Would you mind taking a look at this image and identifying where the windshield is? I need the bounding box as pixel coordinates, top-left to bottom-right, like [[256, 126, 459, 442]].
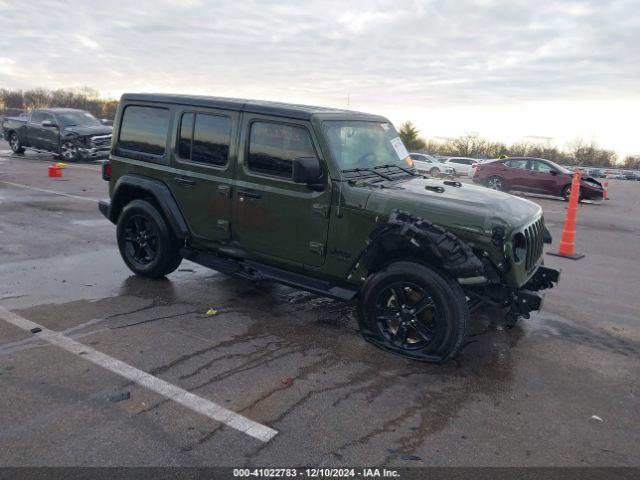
[[322, 121, 413, 171], [548, 160, 571, 174], [57, 111, 101, 127]]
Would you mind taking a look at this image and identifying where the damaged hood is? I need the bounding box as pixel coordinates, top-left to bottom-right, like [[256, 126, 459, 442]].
[[362, 176, 542, 239], [63, 125, 113, 137]]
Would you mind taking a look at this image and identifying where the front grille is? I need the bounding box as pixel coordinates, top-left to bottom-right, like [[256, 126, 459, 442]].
[[91, 134, 112, 148], [523, 217, 545, 273]]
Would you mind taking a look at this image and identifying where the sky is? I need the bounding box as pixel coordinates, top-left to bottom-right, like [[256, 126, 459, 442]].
[[1, 0, 639, 156]]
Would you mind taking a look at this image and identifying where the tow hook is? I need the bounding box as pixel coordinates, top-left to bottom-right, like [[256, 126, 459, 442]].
[[506, 289, 544, 327]]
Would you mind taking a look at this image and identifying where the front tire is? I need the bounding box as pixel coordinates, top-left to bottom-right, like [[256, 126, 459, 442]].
[[357, 261, 469, 363], [60, 141, 80, 162], [9, 132, 25, 154], [117, 199, 182, 278], [561, 184, 581, 202], [429, 167, 441, 177]]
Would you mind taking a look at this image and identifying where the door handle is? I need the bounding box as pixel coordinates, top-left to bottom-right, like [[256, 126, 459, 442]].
[[174, 176, 196, 187], [217, 184, 232, 197], [237, 188, 262, 200]]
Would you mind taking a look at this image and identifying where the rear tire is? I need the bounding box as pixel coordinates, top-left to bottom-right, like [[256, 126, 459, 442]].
[[357, 261, 469, 363], [9, 132, 25, 154], [429, 167, 441, 177], [116, 199, 182, 278], [487, 175, 505, 191]]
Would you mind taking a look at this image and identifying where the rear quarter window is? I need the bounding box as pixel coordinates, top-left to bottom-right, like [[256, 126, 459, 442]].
[[117, 105, 170, 158]]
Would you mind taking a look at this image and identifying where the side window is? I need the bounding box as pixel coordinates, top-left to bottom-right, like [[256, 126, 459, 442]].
[[177, 112, 231, 166], [531, 161, 553, 173], [43, 113, 55, 124], [30, 111, 45, 124], [506, 159, 527, 169], [178, 113, 194, 159], [117, 105, 170, 156], [247, 121, 316, 179]]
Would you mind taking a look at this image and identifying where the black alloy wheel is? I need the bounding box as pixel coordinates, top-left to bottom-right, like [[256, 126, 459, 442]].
[[374, 282, 441, 351]]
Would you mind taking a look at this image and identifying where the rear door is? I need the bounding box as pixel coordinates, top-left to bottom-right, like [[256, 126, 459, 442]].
[[27, 111, 46, 148], [232, 115, 331, 267], [448, 158, 471, 175], [503, 158, 531, 191], [168, 107, 238, 246]]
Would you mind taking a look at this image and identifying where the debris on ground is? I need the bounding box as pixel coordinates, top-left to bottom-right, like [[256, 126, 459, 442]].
[[205, 308, 218, 316], [30, 327, 42, 334], [281, 377, 293, 386], [590, 415, 604, 422], [400, 454, 422, 461], [179, 268, 195, 273], [109, 391, 131, 403]]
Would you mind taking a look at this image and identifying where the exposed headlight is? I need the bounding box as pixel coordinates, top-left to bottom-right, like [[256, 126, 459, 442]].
[[512, 232, 526, 263]]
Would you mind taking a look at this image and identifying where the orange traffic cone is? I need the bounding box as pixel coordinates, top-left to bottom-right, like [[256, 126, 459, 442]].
[[548, 169, 585, 260], [603, 170, 610, 200]]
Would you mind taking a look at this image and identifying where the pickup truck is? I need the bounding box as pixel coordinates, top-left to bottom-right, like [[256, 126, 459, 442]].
[[3, 108, 112, 161], [98, 93, 560, 363]]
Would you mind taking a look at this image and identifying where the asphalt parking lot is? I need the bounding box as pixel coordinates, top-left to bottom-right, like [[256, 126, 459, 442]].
[[1, 144, 639, 467]]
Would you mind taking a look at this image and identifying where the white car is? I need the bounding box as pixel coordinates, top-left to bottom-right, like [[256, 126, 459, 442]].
[[443, 157, 481, 176], [409, 153, 455, 177]]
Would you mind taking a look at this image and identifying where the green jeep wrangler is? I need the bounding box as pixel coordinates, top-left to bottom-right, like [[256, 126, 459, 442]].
[[99, 94, 560, 362]]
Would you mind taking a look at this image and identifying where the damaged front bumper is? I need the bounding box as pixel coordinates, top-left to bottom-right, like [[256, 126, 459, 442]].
[[466, 265, 561, 322], [77, 134, 112, 160], [78, 146, 110, 160]]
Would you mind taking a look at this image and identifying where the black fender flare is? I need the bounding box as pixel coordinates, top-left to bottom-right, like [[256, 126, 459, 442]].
[[108, 174, 190, 240], [359, 210, 486, 279]]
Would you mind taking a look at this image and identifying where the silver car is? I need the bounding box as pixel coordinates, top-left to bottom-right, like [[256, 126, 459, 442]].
[[410, 153, 455, 177]]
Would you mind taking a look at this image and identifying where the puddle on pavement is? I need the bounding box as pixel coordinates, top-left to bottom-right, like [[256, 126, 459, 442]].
[[5, 272, 556, 458]]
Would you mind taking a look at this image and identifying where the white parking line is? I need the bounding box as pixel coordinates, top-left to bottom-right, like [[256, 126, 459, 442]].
[[0, 180, 101, 203], [0, 307, 278, 443]]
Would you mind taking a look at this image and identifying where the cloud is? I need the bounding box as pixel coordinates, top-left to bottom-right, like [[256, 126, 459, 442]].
[[0, 0, 638, 152]]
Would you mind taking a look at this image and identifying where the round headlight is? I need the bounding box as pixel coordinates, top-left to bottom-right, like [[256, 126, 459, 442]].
[[512, 232, 526, 262]]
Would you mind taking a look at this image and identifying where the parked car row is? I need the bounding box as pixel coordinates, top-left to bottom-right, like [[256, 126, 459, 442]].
[[471, 157, 605, 201], [409, 153, 455, 177], [2, 108, 113, 161], [560, 165, 640, 180]]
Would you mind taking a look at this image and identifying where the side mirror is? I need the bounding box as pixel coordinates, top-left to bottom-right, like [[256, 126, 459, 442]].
[[100, 118, 112, 125], [42, 120, 57, 128], [292, 156, 323, 189], [550, 169, 559, 175]]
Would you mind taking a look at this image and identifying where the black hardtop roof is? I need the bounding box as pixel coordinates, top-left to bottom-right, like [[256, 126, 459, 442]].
[[120, 93, 387, 121]]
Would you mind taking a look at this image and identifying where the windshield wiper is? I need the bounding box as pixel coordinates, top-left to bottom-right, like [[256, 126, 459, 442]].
[[373, 164, 417, 176], [340, 167, 392, 181]]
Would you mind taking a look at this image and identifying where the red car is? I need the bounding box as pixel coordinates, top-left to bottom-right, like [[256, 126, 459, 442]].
[[471, 157, 604, 201]]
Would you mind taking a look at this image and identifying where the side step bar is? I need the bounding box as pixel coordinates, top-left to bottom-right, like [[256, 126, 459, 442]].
[[179, 247, 359, 301]]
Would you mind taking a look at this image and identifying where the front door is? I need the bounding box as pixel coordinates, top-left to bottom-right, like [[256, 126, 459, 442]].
[[168, 107, 238, 246], [527, 160, 557, 194], [232, 115, 331, 267], [40, 113, 60, 152]]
